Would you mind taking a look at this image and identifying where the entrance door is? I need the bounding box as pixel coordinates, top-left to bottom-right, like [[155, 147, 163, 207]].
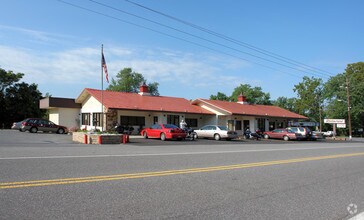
[[243, 120, 250, 131], [228, 120, 234, 130], [235, 120, 242, 131]]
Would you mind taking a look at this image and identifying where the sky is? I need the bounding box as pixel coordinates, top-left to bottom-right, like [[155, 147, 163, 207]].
[[0, 0, 363, 100]]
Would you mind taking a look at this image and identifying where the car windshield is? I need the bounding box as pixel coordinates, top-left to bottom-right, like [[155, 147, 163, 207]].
[[164, 124, 178, 129], [217, 126, 228, 130]]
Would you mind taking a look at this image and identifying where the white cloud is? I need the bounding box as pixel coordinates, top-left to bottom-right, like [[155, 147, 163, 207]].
[[0, 25, 79, 45], [0, 44, 256, 98]]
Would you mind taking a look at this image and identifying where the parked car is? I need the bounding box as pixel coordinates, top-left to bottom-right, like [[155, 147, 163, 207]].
[[263, 128, 302, 141], [323, 131, 335, 137], [310, 131, 324, 140], [286, 127, 312, 140], [140, 124, 186, 141], [194, 125, 238, 141], [19, 118, 68, 134], [11, 120, 25, 130]]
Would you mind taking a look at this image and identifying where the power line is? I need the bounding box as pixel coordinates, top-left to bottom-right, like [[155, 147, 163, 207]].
[[56, 0, 308, 79], [88, 0, 329, 79], [124, 0, 334, 78]]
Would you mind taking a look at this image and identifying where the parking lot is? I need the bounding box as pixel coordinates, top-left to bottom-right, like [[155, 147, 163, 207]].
[[0, 129, 344, 147]]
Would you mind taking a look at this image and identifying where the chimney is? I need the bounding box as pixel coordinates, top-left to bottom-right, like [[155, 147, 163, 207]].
[[138, 82, 151, 96], [237, 93, 249, 104]]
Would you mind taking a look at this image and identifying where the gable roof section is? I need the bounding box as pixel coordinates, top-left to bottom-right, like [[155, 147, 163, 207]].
[[76, 88, 213, 114], [192, 99, 307, 119]]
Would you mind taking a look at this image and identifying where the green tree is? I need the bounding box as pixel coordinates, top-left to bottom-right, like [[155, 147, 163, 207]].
[[210, 92, 230, 101], [107, 68, 159, 96], [323, 62, 364, 135], [293, 76, 323, 122], [230, 84, 271, 105], [0, 68, 45, 128], [0, 68, 23, 92], [273, 96, 297, 112]]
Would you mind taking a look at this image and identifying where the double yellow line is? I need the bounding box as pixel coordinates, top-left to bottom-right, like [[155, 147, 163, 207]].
[[2, 152, 364, 189]]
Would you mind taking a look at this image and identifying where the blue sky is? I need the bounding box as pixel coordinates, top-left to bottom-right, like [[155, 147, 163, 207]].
[[1, 0, 363, 100]]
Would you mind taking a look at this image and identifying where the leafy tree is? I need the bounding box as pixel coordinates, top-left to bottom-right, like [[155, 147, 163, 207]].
[[210, 92, 230, 101], [273, 96, 297, 112], [107, 68, 159, 96], [293, 76, 323, 122], [0, 68, 45, 128], [0, 68, 23, 92], [323, 62, 364, 135], [230, 84, 271, 105]]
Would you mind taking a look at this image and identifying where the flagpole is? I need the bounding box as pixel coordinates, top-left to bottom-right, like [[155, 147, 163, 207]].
[[101, 44, 104, 132]]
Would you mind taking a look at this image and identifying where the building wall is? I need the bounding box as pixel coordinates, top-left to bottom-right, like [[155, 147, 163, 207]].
[[58, 108, 80, 129], [82, 96, 103, 113], [48, 108, 80, 130], [49, 110, 59, 124], [115, 110, 209, 134], [80, 96, 105, 131], [77, 94, 299, 134]]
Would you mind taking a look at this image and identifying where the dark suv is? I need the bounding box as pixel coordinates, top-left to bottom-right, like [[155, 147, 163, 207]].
[[20, 118, 68, 134]]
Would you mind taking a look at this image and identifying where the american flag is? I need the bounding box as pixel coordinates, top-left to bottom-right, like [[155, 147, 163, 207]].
[[102, 52, 109, 83]]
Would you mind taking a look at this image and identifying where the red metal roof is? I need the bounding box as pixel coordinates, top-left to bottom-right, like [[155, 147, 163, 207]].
[[194, 99, 308, 119], [80, 88, 213, 114]]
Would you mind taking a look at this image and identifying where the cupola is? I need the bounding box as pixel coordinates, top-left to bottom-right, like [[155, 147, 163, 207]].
[[237, 93, 249, 104], [138, 82, 151, 96]]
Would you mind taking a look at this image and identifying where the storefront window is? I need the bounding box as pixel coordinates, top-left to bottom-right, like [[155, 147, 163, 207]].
[[167, 115, 179, 126], [120, 116, 145, 126], [185, 118, 198, 127], [81, 113, 90, 125], [93, 113, 102, 127]]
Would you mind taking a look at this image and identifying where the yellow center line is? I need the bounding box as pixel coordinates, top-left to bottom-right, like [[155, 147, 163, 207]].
[[1, 152, 364, 189]]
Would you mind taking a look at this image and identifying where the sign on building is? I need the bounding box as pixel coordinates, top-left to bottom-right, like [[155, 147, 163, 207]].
[[324, 119, 345, 124]]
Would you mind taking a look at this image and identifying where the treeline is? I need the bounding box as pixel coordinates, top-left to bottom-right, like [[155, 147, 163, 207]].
[[210, 62, 364, 135], [1, 62, 363, 135], [0, 68, 45, 128]]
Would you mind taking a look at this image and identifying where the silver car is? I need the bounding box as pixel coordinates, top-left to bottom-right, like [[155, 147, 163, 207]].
[[194, 125, 238, 141]]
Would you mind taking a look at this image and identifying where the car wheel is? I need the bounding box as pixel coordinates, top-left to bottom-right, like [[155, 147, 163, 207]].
[[19, 128, 25, 132], [214, 134, 221, 141], [57, 128, 65, 134], [283, 136, 290, 141], [143, 132, 148, 139], [264, 134, 269, 139], [160, 133, 166, 141], [30, 127, 38, 133], [193, 133, 198, 139]]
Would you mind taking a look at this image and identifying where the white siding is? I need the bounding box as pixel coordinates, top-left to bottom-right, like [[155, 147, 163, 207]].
[[81, 96, 102, 113], [49, 110, 59, 124]]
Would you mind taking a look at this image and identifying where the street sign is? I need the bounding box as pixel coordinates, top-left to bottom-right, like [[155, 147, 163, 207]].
[[324, 119, 345, 124], [337, 123, 346, 128]]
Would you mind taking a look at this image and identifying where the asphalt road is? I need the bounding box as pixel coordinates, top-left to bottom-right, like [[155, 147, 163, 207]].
[[1, 130, 364, 220]]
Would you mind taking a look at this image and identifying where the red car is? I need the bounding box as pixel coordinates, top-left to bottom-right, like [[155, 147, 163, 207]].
[[263, 128, 301, 141], [140, 124, 186, 141]]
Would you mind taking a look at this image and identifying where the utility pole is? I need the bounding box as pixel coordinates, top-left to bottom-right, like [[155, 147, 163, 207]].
[[346, 75, 352, 140], [319, 107, 322, 132]]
